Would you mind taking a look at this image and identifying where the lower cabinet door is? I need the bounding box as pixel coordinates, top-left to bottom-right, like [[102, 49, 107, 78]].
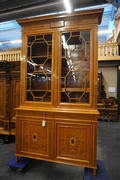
[[55, 121, 95, 166], [16, 118, 51, 159]]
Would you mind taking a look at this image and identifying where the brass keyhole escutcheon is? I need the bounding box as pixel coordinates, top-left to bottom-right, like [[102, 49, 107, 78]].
[[32, 133, 37, 141], [70, 137, 76, 146]]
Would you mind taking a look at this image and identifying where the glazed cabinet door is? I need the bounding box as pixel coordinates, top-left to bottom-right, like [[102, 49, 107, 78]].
[[58, 28, 94, 108], [15, 117, 52, 159], [24, 32, 54, 105]]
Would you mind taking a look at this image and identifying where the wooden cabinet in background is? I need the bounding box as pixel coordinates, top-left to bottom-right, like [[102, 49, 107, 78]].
[[0, 61, 20, 136], [98, 72, 106, 103], [15, 9, 103, 177], [98, 97, 118, 121]]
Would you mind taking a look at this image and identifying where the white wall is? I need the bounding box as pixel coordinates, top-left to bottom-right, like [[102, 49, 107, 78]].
[[98, 66, 117, 98]]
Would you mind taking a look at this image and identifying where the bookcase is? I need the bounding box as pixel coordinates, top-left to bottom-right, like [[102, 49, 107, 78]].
[[15, 9, 103, 177]]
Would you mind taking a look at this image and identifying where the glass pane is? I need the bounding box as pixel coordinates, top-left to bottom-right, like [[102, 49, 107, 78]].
[[32, 41, 47, 56], [27, 34, 52, 102], [27, 59, 34, 74], [27, 91, 34, 101], [28, 46, 30, 57], [43, 92, 51, 102], [36, 35, 43, 39], [61, 31, 90, 103], [81, 31, 90, 41], [61, 92, 69, 102], [31, 74, 47, 90], [44, 58, 51, 72], [28, 36, 35, 44], [44, 34, 52, 41], [32, 57, 47, 64]]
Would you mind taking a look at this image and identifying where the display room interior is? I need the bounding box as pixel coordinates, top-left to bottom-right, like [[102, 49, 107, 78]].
[[0, 0, 120, 180]]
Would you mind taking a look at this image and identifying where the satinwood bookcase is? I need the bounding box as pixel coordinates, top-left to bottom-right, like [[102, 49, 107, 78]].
[[15, 9, 103, 177]]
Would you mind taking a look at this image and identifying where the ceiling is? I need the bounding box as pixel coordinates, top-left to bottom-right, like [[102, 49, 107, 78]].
[[0, 0, 120, 51]]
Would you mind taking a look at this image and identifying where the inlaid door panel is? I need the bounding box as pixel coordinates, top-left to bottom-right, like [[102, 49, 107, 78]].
[[55, 121, 92, 164], [20, 119, 51, 159]]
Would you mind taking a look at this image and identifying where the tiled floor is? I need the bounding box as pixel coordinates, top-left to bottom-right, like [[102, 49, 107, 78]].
[[0, 121, 120, 180]]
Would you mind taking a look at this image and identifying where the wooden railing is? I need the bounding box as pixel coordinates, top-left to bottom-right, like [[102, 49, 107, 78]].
[[0, 44, 120, 62], [98, 43, 120, 61], [0, 50, 21, 61]]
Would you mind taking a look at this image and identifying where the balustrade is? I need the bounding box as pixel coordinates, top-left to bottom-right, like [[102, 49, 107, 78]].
[[0, 44, 120, 62], [0, 50, 21, 61], [98, 43, 120, 60]]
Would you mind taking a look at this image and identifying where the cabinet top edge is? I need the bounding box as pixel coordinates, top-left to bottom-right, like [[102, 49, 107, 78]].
[[16, 8, 104, 26]]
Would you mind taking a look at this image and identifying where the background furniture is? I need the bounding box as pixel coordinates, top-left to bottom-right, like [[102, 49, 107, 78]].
[[98, 97, 118, 121], [15, 9, 103, 177], [0, 61, 20, 139], [98, 72, 106, 103]]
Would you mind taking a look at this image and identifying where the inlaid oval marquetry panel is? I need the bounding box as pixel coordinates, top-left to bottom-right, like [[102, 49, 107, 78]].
[[56, 122, 92, 161], [21, 120, 51, 158]]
